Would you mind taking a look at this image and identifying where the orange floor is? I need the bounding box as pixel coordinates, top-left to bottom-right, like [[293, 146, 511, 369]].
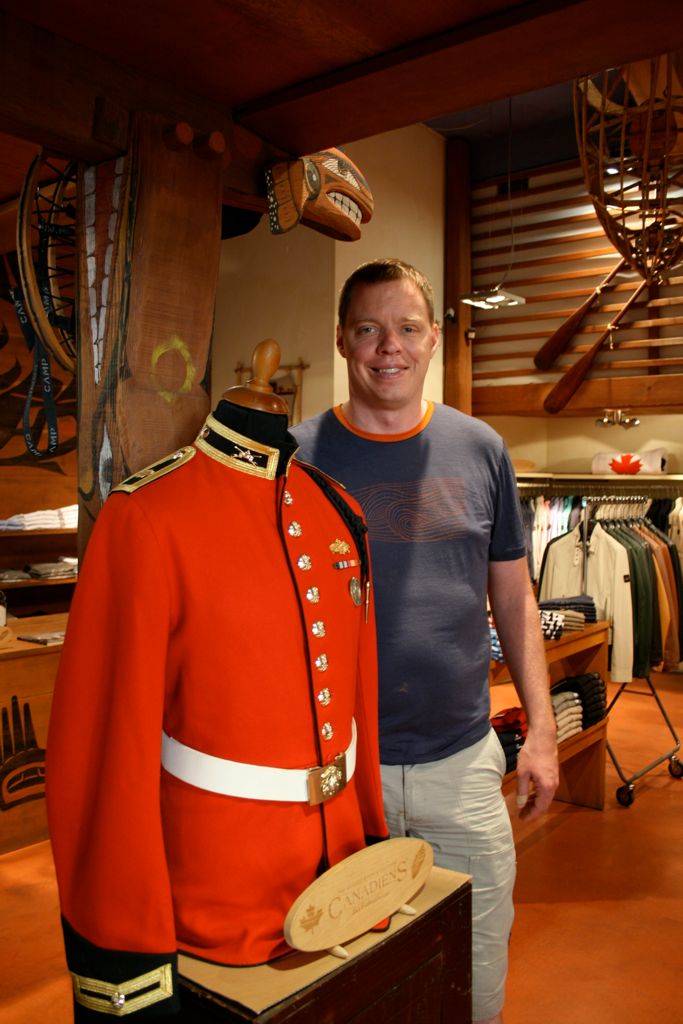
[[1, 673, 681, 1023], [500, 671, 683, 1024]]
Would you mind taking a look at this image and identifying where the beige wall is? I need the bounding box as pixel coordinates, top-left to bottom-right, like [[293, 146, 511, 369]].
[[333, 126, 446, 408], [212, 215, 335, 416], [212, 123, 446, 421], [482, 413, 683, 474]]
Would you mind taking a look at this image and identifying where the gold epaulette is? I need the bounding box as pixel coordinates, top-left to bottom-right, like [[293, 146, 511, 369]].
[[112, 446, 196, 494]]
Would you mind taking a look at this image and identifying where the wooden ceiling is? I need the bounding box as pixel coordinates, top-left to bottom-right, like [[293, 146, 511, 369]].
[[1, 0, 682, 204]]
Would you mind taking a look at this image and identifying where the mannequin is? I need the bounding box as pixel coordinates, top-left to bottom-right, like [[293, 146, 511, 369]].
[[46, 340, 387, 1020], [210, 338, 298, 475]]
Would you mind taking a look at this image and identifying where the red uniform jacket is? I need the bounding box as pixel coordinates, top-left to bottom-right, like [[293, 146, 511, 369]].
[[46, 411, 387, 1018]]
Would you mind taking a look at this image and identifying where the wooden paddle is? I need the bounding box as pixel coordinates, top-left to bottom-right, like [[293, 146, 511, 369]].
[[543, 278, 648, 414], [534, 258, 628, 370]]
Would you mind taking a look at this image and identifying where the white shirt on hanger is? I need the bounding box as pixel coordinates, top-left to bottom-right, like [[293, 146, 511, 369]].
[[539, 521, 634, 682]]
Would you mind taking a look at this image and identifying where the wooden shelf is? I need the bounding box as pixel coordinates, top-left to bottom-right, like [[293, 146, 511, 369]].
[[501, 719, 607, 810], [1, 575, 77, 590], [1, 612, 68, 658], [491, 621, 609, 810], [0, 528, 77, 536], [0, 528, 78, 616]]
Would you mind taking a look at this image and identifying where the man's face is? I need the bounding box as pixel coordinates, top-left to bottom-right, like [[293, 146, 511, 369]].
[[336, 279, 440, 417]]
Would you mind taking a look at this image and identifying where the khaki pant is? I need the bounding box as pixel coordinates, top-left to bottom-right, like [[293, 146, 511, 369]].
[[381, 729, 515, 1021]]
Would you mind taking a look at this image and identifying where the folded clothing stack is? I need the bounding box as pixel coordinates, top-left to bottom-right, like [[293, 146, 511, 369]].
[[550, 672, 608, 731], [0, 504, 78, 530], [539, 594, 597, 624], [491, 706, 527, 774], [489, 622, 504, 662], [25, 560, 77, 579], [539, 608, 564, 640], [551, 691, 584, 742], [555, 609, 586, 632]]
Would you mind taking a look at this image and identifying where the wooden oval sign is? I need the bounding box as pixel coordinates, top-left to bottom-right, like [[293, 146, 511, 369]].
[[284, 837, 433, 953]]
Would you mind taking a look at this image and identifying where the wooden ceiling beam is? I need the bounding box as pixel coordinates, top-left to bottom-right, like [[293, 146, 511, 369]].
[[236, 0, 683, 153], [0, 13, 281, 195], [2, 3, 683, 201]]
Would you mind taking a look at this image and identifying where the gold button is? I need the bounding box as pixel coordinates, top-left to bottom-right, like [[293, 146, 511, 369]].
[[297, 555, 312, 571], [284, 490, 293, 505], [321, 722, 334, 741], [312, 620, 326, 638], [306, 587, 320, 603], [288, 521, 302, 537], [317, 688, 331, 706], [315, 654, 329, 672]]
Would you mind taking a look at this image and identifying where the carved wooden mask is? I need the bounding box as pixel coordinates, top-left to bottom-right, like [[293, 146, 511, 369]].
[[265, 147, 373, 241]]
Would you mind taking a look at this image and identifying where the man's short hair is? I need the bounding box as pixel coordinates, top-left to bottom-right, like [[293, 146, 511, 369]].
[[338, 258, 435, 326]]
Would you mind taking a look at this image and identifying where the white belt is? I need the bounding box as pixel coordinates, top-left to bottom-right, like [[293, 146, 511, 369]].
[[161, 720, 356, 806]]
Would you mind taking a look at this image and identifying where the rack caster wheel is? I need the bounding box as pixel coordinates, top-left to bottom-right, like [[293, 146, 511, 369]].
[[616, 785, 635, 806], [668, 758, 683, 779]]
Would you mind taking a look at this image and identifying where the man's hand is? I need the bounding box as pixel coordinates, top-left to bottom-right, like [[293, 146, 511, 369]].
[[514, 728, 559, 821]]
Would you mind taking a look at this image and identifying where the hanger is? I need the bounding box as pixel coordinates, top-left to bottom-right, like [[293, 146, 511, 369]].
[[222, 338, 289, 416]]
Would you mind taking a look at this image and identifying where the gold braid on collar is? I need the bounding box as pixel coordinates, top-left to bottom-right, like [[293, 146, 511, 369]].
[[195, 414, 281, 479]]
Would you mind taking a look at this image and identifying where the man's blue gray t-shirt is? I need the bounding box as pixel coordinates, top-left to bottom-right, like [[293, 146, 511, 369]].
[[291, 403, 526, 765]]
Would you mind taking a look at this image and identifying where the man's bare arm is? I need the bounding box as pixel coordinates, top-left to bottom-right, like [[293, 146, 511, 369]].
[[488, 557, 559, 820]]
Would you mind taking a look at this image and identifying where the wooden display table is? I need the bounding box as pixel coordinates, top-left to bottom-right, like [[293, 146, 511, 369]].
[[179, 866, 472, 1023], [0, 612, 67, 853], [490, 621, 609, 810]]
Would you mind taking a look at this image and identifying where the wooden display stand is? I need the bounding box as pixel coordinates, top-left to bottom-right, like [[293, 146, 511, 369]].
[[0, 612, 67, 853], [490, 621, 609, 810], [178, 866, 472, 1023]]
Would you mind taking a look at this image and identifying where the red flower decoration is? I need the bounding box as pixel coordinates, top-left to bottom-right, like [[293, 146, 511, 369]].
[[609, 453, 643, 475]]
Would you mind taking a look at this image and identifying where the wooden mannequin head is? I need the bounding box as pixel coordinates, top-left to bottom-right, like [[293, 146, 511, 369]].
[[222, 338, 289, 416]]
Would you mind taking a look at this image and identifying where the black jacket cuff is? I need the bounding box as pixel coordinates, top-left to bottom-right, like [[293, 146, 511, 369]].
[[62, 918, 180, 1020]]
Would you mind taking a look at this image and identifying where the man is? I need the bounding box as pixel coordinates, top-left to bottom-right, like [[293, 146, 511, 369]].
[[292, 258, 558, 1024]]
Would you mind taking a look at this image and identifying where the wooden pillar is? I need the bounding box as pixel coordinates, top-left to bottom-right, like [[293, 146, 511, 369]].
[[76, 113, 223, 554], [443, 137, 472, 414]]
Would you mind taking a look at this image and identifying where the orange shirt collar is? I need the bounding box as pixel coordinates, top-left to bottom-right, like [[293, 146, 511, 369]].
[[333, 402, 434, 442]]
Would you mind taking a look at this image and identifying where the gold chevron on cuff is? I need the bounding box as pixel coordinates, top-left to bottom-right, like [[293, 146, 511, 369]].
[[71, 962, 173, 1016]]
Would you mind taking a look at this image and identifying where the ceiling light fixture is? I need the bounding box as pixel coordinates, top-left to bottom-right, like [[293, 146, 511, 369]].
[[595, 408, 641, 429], [461, 287, 526, 310], [460, 98, 525, 313]]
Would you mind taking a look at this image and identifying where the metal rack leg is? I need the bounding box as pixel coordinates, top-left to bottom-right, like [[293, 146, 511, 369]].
[[605, 675, 681, 806]]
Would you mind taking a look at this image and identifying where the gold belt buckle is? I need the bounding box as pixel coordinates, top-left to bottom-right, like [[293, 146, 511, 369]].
[[307, 751, 347, 806]]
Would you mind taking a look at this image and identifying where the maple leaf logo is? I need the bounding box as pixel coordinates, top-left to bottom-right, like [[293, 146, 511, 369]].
[[300, 905, 323, 931], [609, 453, 643, 475]]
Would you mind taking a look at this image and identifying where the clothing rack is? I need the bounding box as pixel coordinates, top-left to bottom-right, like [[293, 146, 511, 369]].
[[578, 494, 681, 805], [515, 471, 683, 499], [521, 477, 683, 801], [580, 494, 651, 594]]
